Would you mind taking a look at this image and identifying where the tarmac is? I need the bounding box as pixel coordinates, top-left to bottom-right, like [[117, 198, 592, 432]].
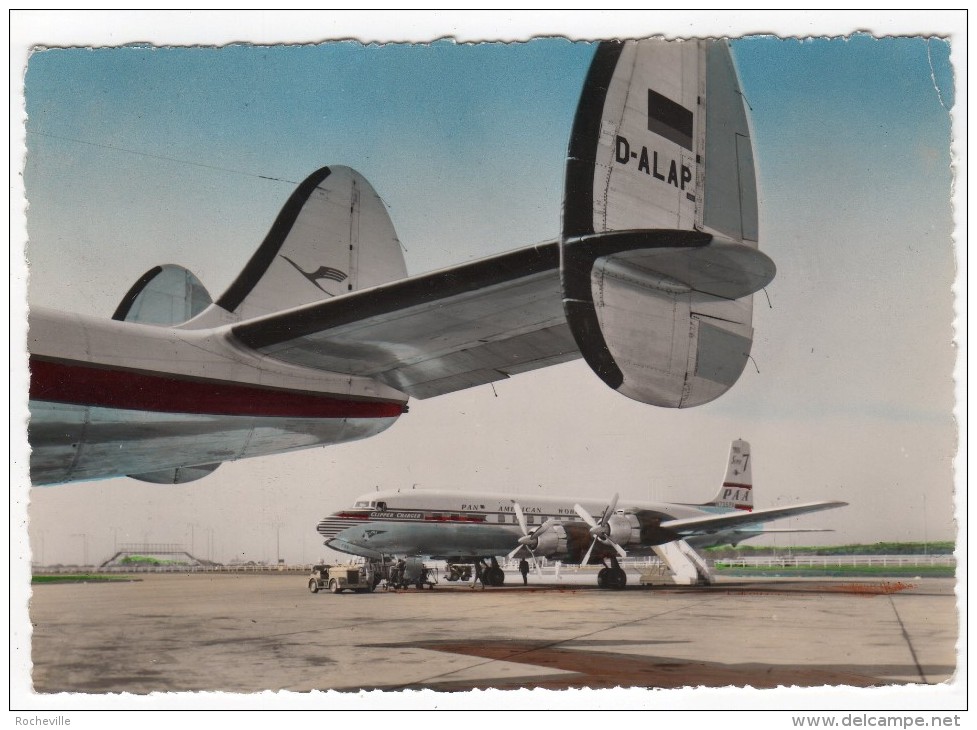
[[26, 570, 959, 699]]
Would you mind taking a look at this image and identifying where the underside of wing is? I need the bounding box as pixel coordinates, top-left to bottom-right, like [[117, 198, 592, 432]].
[[659, 501, 848, 536], [232, 242, 580, 399]]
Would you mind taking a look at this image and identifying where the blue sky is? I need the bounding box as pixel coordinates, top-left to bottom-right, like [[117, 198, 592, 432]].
[[20, 31, 958, 568]]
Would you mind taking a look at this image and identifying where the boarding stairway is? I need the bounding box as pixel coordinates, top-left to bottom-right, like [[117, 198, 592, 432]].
[[650, 539, 715, 585]]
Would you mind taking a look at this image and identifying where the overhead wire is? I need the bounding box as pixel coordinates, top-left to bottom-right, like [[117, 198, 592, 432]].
[[26, 130, 299, 186]]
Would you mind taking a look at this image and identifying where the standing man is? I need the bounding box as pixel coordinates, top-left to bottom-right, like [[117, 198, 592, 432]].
[[519, 558, 530, 586]]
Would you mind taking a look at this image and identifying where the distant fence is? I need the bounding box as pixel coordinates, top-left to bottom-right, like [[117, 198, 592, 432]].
[[33, 564, 314, 575], [713, 555, 955, 569]]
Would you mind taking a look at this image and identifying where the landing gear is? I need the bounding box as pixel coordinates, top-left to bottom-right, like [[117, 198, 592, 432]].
[[605, 567, 627, 589], [445, 563, 472, 582], [485, 568, 504, 586], [486, 557, 505, 587], [598, 557, 627, 590], [472, 557, 504, 587]]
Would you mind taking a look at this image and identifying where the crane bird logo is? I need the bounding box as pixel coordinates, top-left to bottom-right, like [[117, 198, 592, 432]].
[[280, 255, 348, 294]]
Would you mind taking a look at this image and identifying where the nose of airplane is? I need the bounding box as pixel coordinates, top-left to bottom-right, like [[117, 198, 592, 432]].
[[316, 508, 370, 541], [316, 513, 346, 540]]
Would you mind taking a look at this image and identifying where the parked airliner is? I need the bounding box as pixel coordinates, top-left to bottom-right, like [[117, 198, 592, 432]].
[[317, 441, 846, 588], [28, 40, 774, 485]]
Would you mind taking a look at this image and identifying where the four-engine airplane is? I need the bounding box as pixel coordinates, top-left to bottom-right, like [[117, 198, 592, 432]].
[[28, 39, 775, 485], [317, 440, 847, 588]]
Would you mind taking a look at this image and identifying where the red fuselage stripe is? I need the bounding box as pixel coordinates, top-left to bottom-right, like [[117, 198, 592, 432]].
[[330, 511, 486, 523], [29, 357, 405, 419]]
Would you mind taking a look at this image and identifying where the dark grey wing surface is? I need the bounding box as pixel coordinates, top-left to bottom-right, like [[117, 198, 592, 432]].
[[232, 241, 580, 399]]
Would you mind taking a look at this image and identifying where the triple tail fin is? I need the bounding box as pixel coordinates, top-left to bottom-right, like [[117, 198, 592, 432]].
[[188, 165, 407, 327], [702, 439, 753, 511]]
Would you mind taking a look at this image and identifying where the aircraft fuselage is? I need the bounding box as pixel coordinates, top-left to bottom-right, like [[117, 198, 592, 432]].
[[318, 489, 739, 563], [27, 307, 407, 484]]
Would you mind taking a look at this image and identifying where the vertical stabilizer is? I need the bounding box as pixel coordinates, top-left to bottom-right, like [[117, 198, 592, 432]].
[[193, 166, 407, 326], [561, 40, 774, 409], [703, 439, 753, 511]]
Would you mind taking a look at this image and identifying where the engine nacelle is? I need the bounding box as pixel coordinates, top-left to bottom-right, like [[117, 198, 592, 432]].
[[607, 512, 640, 547], [533, 524, 568, 558], [535, 513, 641, 563]]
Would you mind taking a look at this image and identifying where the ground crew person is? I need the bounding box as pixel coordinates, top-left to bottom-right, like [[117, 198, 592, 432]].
[[519, 558, 530, 585]]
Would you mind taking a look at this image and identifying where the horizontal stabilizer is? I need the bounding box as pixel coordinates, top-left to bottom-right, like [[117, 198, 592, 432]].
[[660, 501, 848, 535], [231, 241, 575, 399]]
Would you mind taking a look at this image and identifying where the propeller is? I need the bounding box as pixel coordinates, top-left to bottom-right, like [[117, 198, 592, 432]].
[[506, 501, 556, 575], [573, 493, 627, 565]]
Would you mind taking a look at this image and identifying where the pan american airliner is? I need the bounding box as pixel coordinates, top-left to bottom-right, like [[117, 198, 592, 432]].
[[28, 39, 774, 485], [317, 441, 846, 588]]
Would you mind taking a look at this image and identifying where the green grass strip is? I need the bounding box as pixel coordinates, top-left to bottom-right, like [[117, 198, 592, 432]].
[[32, 574, 137, 584], [714, 564, 954, 577]]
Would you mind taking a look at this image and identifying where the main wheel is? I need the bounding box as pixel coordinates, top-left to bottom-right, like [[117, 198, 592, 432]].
[[309, 579, 320, 594], [606, 568, 627, 590], [596, 568, 608, 588], [329, 579, 341, 594], [489, 567, 505, 587]]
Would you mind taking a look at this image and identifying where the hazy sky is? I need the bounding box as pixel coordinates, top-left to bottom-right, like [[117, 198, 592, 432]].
[[16, 15, 960, 570]]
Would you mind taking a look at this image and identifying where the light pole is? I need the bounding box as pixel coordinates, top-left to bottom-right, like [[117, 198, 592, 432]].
[[923, 494, 928, 556]]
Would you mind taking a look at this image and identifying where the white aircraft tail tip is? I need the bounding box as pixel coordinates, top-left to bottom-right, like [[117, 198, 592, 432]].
[[703, 439, 753, 511]]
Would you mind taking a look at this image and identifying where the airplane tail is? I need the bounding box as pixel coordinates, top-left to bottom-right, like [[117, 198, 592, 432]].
[[702, 439, 753, 511], [561, 40, 775, 408], [182, 165, 407, 327], [112, 264, 213, 325]]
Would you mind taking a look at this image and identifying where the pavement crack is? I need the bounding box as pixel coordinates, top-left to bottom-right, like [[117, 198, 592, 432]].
[[887, 594, 927, 684]]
